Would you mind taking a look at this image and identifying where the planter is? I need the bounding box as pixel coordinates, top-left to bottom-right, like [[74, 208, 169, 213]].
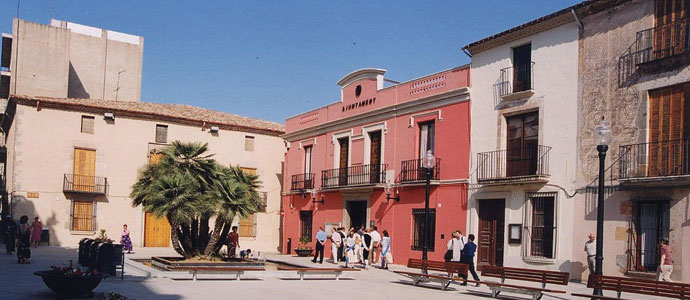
[[34, 271, 107, 298], [294, 248, 313, 257]]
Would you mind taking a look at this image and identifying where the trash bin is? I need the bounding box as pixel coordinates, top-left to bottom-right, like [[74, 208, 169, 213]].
[[40, 228, 49, 245]]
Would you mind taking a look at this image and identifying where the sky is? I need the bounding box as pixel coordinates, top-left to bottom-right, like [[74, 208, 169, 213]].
[[0, 0, 580, 123]]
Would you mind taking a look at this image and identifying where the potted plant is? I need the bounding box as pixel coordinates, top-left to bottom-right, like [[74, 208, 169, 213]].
[[35, 263, 108, 298], [293, 236, 313, 257]]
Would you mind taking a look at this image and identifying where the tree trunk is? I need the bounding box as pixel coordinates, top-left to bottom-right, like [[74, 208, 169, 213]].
[[168, 219, 189, 258], [203, 215, 226, 256], [180, 223, 196, 257], [199, 214, 211, 253], [214, 221, 232, 254]]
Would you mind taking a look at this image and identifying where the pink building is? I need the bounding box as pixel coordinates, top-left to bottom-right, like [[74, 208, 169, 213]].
[[281, 66, 471, 263]]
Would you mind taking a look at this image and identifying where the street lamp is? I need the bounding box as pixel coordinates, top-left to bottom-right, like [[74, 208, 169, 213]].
[[421, 150, 436, 272], [592, 117, 611, 297], [385, 183, 400, 202]]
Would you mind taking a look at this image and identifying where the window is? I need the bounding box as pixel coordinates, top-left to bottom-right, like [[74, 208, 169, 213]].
[[654, 0, 688, 59], [155, 125, 168, 143], [300, 211, 313, 242], [73, 148, 96, 193], [240, 167, 257, 176], [419, 121, 435, 158], [630, 200, 670, 272], [648, 84, 690, 176], [527, 192, 556, 258], [71, 200, 95, 231], [239, 214, 257, 238], [412, 208, 436, 251], [512, 43, 532, 92], [507, 112, 539, 177], [81, 116, 94, 134], [337, 137, 349, 186], [244, 136, 255, 151], [304, 146, 313, 188]]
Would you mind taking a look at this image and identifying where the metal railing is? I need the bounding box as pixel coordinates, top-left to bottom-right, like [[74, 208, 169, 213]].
[[477, 145, 551, 182], [619, 138, 690, 179], [321, 164, 387, 188], [498, 62, 534, 97], [400, 158, 441, 182], [291, 173, 315, 190], [63, 174, 108, 195], [619, 19, 690, 85]]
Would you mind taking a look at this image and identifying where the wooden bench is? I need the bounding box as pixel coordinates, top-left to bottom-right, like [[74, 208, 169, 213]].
[[393, 259, 469, 290], [480, 265, 569, 300], [277, 266, 359, 281], [570, 274, 690, 299], [170, 266, 265, 282]]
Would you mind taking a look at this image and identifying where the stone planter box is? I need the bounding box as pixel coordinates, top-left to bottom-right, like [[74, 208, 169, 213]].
[[294, 248, 313, 257]]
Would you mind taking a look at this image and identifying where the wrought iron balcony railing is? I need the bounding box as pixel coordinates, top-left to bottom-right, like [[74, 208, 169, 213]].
[[291, 173, 315, 191], [63, 174, 108, 195], [497, 62, 534, 97], [619, 19, 690, 85], [321, 164, 387, 188], [619, 138, 690, 180], [477, 145, 551, 183], [399, 158, 441, 183]]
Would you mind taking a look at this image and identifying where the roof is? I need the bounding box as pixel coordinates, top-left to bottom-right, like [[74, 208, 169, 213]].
[[10, 95, 285, 136], [462, 0, 627, 55]]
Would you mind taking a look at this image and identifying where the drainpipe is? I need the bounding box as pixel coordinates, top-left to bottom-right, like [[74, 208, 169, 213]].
[[571, 9, 584, 30]]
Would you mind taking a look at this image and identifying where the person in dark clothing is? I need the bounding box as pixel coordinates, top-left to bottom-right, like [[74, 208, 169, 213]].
[[337, 228, 346, 262], [312, 227, 326, 264], [17, 215, 31, 263], [460, 234, 480, 286], [4, 216, 16, 254], [361, 229, 372, 268]]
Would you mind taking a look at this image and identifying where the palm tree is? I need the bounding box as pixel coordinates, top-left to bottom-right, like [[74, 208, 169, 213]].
[[130, 141, 263, 259]]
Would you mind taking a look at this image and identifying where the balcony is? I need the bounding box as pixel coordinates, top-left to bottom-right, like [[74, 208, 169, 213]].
[[321, 164, 387, 189], [477, 145, 551, 184], [399, 158, 441, 183], [619, 19, 690, 85], [290, 173, 315, 191], [497, 62, 535, 101], [63, 174, 108, 196], [619, 139, 690, 188]]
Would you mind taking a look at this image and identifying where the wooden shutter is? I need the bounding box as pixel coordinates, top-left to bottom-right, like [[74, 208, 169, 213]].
[[240, 167, 257, 176], [72, 201, 94, 231], [149, 151, 163, 164], [239, 214, 256, 237], [654, 0, 688, 58], [155, 125, 168, 143], [369, 130, 382, 183], [73, 148, 96, 192], [81, 116, 94, 134], [649, 86, 686, 176], [244, 136, 255, 151]]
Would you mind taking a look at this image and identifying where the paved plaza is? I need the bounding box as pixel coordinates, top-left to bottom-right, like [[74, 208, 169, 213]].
[[0, 246, 674, 299]]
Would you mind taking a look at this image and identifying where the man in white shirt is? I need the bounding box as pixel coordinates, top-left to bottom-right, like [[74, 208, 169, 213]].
[[330, 227, 342, 264], [370, 226, 382, 264], [584, 233, 596, 274]]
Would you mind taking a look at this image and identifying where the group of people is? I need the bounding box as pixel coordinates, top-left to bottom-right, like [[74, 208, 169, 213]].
[[312, 226, 392, 269], [445, 230, 480, 286], [2, 215, 42, 264]]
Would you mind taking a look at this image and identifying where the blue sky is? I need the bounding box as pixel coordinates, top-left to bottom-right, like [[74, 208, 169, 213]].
[[1, 1, 579, 123]]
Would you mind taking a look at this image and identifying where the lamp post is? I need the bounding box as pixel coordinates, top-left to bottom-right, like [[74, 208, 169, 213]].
[[592, 118, 611, 297], [421, 150, 436, 273]]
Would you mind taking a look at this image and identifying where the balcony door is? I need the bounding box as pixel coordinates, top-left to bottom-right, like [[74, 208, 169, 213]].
[[144, 150, 171, 247], [506, 112, 539, 177], [338, 137, 349, 186], [512, 44, 532, 92], [304, 146, 313, 188], [648, 85, 690, 176], [369, 131, 382, 184], [654, 0, 688, 59], [73, 148, 96, 192]]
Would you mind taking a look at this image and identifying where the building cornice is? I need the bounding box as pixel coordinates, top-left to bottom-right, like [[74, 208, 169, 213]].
[[282, 87, 470, 141]]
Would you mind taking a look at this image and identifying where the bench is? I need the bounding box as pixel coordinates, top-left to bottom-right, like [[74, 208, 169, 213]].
[[277, 266, 359, 281], [480, 265, 569, 300], [170, 266, 265, 282], [570, 274, 690, 299], [393, 259, 469, 290]]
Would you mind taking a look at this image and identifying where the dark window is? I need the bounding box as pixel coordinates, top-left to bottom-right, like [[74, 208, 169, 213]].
[[412, 208, 436, 251], [155, 125, 168, 143], [528, 192, 556, 258], [355, 85, 362, 97], [81, 116, 94, 134], [419, 121, 435, 158], [512, 43, 532, 92], [631, 200, 670, 272], [506, 112, 539, 177], [338, 137, 349, 186], [300, 211, 313, 242]]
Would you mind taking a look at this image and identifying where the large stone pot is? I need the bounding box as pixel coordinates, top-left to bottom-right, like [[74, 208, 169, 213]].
[[34, 271, 107, 298], [294, 248, 313, 257]]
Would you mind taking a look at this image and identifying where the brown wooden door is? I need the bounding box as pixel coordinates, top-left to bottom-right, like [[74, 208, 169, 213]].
[[73, 148, 96, 192], [144, 212, 171, 247], [649, 85, 689, 176], [369, 131, 382, 184], [654, 0, 688, 58], [477, 199, 505, 268], [338, 137, 349, 186], [506, 112, 539, 177]]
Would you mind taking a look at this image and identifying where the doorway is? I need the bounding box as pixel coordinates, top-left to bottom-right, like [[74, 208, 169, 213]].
[[346, 200, 367, 229], [477, 199, 505, 268], [144, 212, 171, 247]]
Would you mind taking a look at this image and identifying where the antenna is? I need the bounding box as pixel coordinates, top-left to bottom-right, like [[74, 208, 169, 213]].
[[51, 0, 55, 20], [16, 0, 20, 18]]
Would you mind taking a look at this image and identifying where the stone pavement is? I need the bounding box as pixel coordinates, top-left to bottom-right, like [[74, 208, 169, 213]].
[[0, 246, 674, 299]]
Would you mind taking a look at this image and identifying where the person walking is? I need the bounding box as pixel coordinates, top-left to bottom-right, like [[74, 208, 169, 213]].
[[658, 239, 673, 282], [121, 224, 133, 254], [445, 231, 461, 262], [4, 216, 16, 254], [17, 215, 31, 264], [460, 234, 480, 286], [361, 228, 372, 268], [345, 230, 356, 268], [353, 228, 362, 264], [380, 230, 392, 269], [227, 226, 240, 258], [337, 228, 346, 262], [330, 227, 342, 264], [370, 226, 381, 264], [584, 233, 596, 275], [312, 227, 326, 264], [30, 217, 42, 248]]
